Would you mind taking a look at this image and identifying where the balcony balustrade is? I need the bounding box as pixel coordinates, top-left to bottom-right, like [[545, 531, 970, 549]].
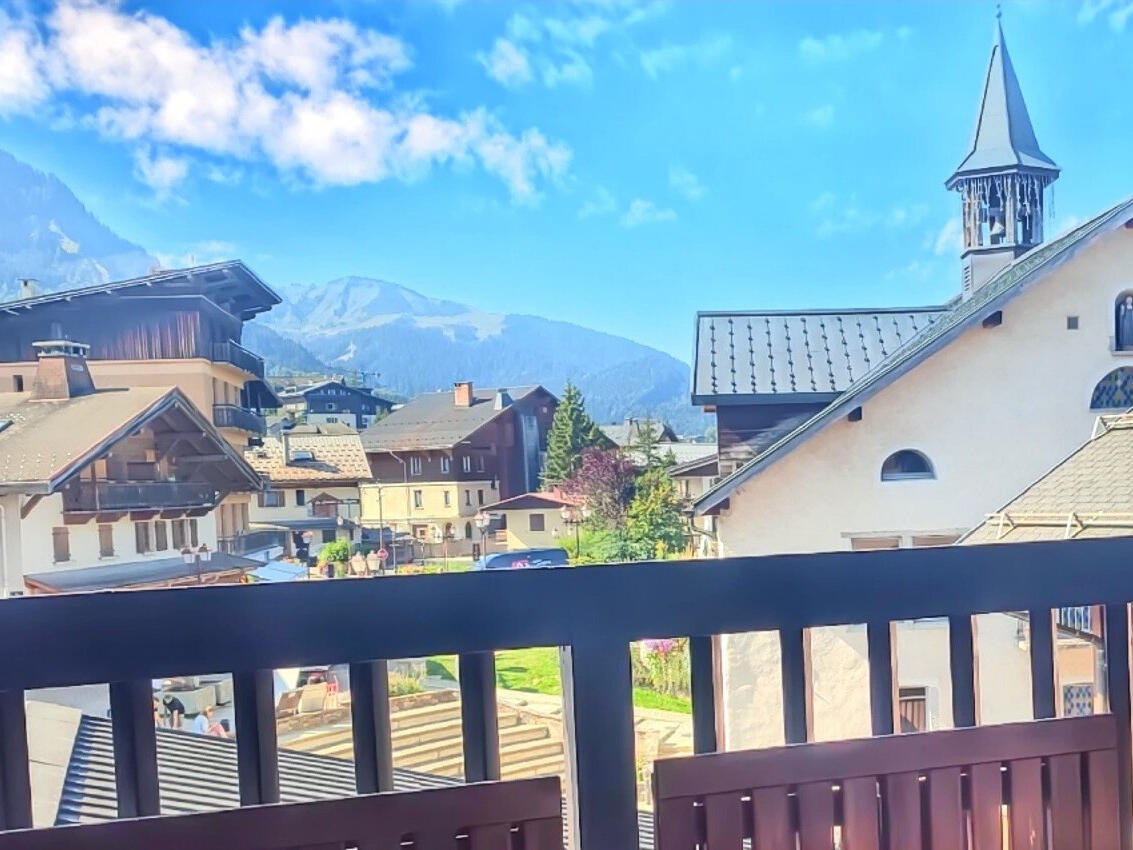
[[0, 538, 1131, 848], [213, 403, 266, 435], [61, 480, 218, 513], [217, 529, 288, 556], [212, 340, 266, 379]]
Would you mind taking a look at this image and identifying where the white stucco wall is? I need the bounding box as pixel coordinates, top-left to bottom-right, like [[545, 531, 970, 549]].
[[714, 226, 1133, 748]]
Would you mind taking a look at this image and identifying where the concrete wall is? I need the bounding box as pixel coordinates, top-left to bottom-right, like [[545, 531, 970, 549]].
[[499, 507, 570, 551], [713, 227, 1133, 747], [360, 479, 496, 538]]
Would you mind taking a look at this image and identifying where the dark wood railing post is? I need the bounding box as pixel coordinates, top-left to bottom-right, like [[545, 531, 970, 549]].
[[1029, 608, 1057, 719], [458, 651, 500, 782], [1105, 603, 1133, 850], [689, 635, 718, 753], [948, 615, 978, 727], [108, 679, 160, 818], [349, 660, 394, 793], [561, 639, 638, 850], [780, 626, 812, 744], [233, 670, 279, 806], [0, 689, 31, 830], [867, 621, 897, 735]]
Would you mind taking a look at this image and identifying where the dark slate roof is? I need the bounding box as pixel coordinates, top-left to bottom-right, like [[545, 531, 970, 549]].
[[693, 308, 948, 402], [599, 419, 678, 446], [695, 194, 1133, 514], [948, 20, 1058, 182], [25, 552, 259, 592], [361, 386, 543, 452], [0, 261, 280, 321], [57, 714, 658, 848]]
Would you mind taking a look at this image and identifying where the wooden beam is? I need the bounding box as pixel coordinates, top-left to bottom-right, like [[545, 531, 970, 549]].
[[172, 455, 230, 464], [63, 513, 96, 526], [128, 510, 159, 521], [18, 495, 42, 520]]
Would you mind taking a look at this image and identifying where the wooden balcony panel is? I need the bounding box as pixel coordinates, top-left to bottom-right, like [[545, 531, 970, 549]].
[[62, 481, 218, 513]]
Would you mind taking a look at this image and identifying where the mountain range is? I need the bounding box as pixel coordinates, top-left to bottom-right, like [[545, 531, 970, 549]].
[[0, 149, 706, 433]]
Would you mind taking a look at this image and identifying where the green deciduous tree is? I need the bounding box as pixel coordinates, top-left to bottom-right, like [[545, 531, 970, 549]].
[[542, 382, 605, 486]]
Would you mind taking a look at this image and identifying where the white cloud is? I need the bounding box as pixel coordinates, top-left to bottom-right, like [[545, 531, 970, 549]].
[[1078, 0, 1133, 29], [477, 38, 533, 87], [1051, 214, 1084, 238], [669, 165, 705, 201], [483, 4, 657, 89], [885, 259, 935, 283], [813, 193, 929, 238], [803, 104, 835, 128], [933, 218, 963, 255], [639, 34, 732, 78], [799, 29, 884, 63], [620, 198, 676, 228], [0, 2, 570, 201], [578, 186, 617, 218], [133, 147, 190, 197]]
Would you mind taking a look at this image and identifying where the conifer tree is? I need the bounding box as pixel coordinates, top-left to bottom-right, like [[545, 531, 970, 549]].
[[542, 382, 603, 486]]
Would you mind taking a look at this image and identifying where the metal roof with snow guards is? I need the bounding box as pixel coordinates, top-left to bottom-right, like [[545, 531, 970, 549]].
[[692, 307, 949, 404], [695, 194, 1133, 514]]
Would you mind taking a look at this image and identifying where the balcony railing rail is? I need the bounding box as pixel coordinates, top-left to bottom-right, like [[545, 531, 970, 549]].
[[61, 480, 218, 512], [218, 530, 287, 556], [213, 403, 266, 435], [0, 538, 1131, 849], [213, 340, 266, 379]]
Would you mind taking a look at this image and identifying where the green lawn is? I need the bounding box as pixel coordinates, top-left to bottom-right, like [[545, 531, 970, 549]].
[[427, 646, 691, 714]]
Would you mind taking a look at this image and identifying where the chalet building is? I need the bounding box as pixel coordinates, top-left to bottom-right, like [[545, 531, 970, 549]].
[[359, 382, 556, 554], [277, 380, 394, 431], [481, 490, 582, 552], [0, 340, 264, 595], [668, 454, 719, 558], [0, 262, 281, 556], [245, 424, 372, 561], [689, 19, 1131, 748], [598, 418, 677, 447]]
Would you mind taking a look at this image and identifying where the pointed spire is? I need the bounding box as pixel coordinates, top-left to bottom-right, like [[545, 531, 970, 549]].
[[946, 14, 1058, 187]]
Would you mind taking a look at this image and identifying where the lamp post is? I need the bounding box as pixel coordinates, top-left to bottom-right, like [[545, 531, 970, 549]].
[[181, 543, 212, 584], [560, 504, 586, 557], [474, 511, 491, 557]]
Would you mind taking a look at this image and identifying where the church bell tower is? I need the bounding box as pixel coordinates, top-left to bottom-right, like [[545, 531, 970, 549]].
[[946, 13, 1059, 298]]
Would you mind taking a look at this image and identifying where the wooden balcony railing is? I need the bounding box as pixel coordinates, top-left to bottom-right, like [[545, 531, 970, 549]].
[[212, 340, 266, 380], [61, 480, 218, 513], [0, 538, 1131, 848], [213, 403, 266, 435], [217, 530, 287, 556]]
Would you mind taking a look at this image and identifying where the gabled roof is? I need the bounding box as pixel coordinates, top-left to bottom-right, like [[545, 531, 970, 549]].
[[693, 307, 948, 403], [0, 261, 280, 321], [25, 552, 258, 593], [279, 380, 385, 401], [600, 418, 678, 445], [483, 491, 581, 512], [0, 386, 263, 495], [246, 432, 371, 485], [960, 412, 1133, 545], [361, 386, 547, 452], [696, 195, 1133, 514], [668, 454, 718, 479], [947, 19, 1058, 183]]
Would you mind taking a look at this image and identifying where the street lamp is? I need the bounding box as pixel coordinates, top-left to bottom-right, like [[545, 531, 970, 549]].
[[560, 504, 586, 556], [474, 511, 491, 556], [181, 543, 212, 584]]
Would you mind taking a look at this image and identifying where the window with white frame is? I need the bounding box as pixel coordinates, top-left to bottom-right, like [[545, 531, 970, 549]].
[[441, 456, 451, 474], [410, 456, 422, 475], [462, 455, 471, 473]]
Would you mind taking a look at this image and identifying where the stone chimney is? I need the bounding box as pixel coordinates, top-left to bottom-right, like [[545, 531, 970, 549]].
[[281, 429, 292, 464], [18, 279, 38, 300], [453, 381, 474, 408], [30, 339, 96, 400], [493, 388, 512, 411]]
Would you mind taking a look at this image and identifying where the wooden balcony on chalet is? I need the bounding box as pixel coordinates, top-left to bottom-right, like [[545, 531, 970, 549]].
[[213, 403, 267, 435], [60, 480, 219, 513], [212, 340, 266, 380], [0, 538, 1132, 849]]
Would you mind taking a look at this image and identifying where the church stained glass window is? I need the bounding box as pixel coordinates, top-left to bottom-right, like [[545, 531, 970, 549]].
[[1090, 368, 1133, 410]]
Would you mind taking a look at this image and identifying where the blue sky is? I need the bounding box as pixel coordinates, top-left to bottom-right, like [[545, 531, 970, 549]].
[[0, 1, 1130, 361]]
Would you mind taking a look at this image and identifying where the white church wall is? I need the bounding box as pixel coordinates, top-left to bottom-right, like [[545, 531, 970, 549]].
[[713, 225, 1133, 748]]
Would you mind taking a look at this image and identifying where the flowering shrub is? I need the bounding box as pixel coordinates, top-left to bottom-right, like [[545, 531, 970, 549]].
[[632, 637, 690, 700]]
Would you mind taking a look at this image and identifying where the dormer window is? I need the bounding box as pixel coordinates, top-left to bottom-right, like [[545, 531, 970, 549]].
[[881, 450, 935, 481]]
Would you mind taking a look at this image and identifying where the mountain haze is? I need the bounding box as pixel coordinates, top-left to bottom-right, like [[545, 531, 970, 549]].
[[257, 277, 705, 432], [0, 149, 705, 433]]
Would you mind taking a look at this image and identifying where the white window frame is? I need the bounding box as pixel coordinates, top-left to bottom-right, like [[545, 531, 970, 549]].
[[462, 455, 472, 473], [410, 456, 422, 476], [440, 456, 451, 474]]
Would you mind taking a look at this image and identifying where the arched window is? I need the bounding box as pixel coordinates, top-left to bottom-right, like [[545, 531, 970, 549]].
[[881, 450, 934, 481], [1090, 367, 1133, 410], [1117, 292, 1133, 351]]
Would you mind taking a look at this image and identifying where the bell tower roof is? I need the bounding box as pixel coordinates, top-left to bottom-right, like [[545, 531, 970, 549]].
[[946, 15, 1059, 188]]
